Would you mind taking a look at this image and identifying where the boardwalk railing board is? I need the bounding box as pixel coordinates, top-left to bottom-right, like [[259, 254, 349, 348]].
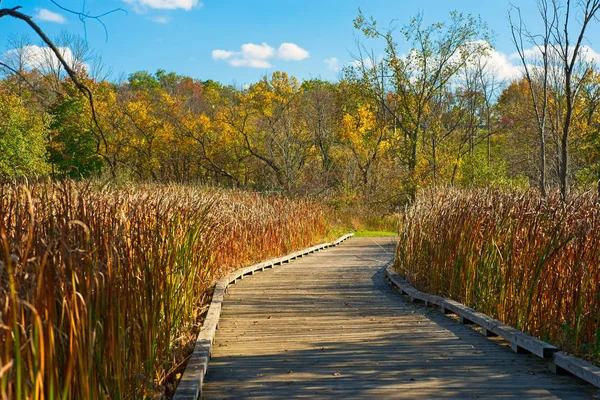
[[551, 351, 600, 388], [173, 233, 354, 400], [385, 264, 600, 391]]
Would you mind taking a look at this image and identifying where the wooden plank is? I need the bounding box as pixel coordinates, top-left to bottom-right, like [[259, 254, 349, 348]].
[[202, 387, 584, 400], [173, 284, 224, 399], [387, 266, 558, 360], [201, 237, 594, 399], [439, 299, 497, 329], [551, 351, 600, 389], [173, 233, 354, 399], [491, 324, 557, 359], [443, 299, 557, 359], [385, 266, 443, 306]]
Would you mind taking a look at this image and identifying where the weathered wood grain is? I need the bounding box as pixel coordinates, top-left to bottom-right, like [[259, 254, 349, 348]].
[[551, 351, 600, 389], [173, 234, 353, 400], [387, 266, 559, 359], [387, 264, 600, 392], [202, 237, 596, 399]]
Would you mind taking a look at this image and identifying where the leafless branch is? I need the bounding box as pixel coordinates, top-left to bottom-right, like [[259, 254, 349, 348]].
[[49, 0, 127, 42]]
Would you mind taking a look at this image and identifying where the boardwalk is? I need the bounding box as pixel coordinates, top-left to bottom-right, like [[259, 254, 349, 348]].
[[202, 237, 596, 399]]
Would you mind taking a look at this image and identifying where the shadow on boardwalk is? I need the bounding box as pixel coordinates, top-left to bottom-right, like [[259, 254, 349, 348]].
[[202, 238, 596, 399]]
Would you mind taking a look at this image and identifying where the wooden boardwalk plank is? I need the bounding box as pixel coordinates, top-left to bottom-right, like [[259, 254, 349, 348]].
[[202, 237, 596, 399]]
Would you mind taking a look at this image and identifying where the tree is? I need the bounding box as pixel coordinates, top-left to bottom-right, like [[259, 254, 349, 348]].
[[511, 0, 600, 200], [474, 54, 505, 168], [577, 70, 600, 195], [128, 71, 161, 92], [353, 9, 490, 198], [0, 86, 49, 177], [496, 79, 543, 184], [300, 79, 341, 192], [0, 4, 101, 124], [1, 2, 124, 180], [235, 72, 312, 193], [48, 91, 103, 178], [171, 81, 248, 185], [337, 81, 389, 190], [510, 0, 557, 197], [553, 0, 600, 200]]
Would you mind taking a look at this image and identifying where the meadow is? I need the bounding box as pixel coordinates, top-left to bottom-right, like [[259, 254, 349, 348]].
[[395, 188, 600, 365], [0, 181, 329, 399]]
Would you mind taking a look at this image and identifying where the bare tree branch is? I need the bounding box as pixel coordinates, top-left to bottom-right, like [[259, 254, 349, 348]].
[[49, 0, 127, 42], [0, 2, 126, 177]]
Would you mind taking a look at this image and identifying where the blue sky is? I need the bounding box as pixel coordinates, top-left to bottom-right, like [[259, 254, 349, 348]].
[[2, 0, 600, 86]]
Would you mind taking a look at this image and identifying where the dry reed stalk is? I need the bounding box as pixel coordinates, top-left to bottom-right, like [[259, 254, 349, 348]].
[[396, 188, 600, 365], [0, 181, 329, 399]]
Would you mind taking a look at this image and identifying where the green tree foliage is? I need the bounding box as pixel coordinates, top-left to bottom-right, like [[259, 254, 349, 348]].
[[0, 87, 48, 177], [48, 95, 103, 178], [128, 70, 160, 91]]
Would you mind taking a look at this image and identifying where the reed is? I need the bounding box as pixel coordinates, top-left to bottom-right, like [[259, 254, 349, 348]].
[[396, 188, 600, 365], [0, 181, 329, 399]]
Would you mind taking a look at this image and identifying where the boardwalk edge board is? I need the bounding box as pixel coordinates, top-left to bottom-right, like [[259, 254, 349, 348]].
[[173, 233, 354, 400], [385, 263, 600, 390]]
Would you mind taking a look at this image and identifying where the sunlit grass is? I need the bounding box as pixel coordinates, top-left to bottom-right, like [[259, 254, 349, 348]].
[[354, 230, 397, 237], [396, 188, 600, 365], [0, 181, 329, 399]]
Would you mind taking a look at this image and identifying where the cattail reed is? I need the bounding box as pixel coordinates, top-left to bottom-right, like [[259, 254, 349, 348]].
[[0, 181, 329, 399], [396, 188, 600, 365]]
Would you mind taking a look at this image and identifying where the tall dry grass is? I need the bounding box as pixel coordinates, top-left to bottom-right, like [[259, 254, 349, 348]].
[[396, 188, 600, 365], [0, 181, 329, 399]]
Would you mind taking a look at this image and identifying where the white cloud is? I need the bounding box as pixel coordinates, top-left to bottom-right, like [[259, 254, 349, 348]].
[[212, 49, 234, 60], [35, 8, 67, 24], [346, 42, 522, 84], [123, 0, 201, 12], [324, 57, 340, 72], [577, 45, 600, 64], [212, 42, 308, 68], [508, 44, 600, 67], [509, 46, 539, 62], [230, 58, 272, 68], [241, 43, 275, 60], [3, 46, 85, 72], [471, 43, 600, 86], [278, 43, 309, 61], [482, 49, 523, 81], [150, 16, 171, 24], [349, 57, 378, 70]]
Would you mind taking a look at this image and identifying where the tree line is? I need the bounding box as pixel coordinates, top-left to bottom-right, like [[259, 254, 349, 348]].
[[2, 1, 600, 211]]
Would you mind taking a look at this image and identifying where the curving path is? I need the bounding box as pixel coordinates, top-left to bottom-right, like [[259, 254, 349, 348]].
[[202, 237, 596, 399]]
